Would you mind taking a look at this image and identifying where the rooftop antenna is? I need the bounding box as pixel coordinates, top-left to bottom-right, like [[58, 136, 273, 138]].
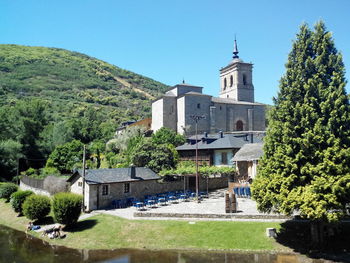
[[233, 35, 239, 59]]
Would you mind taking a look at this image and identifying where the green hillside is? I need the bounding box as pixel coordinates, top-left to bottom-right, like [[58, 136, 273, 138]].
[[0, 44, 168, 122]]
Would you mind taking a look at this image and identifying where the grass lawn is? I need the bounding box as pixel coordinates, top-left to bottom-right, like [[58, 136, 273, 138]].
[[0, 199, 283, 251]]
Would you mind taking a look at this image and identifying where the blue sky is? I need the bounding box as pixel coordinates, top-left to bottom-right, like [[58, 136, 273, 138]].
[[1, 0, 350, 104]]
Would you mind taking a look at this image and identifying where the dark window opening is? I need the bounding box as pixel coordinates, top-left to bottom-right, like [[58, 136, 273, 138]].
[[102, 185, 109, 196], [243, 74, 247, 85], [230, 75, 233, 87], [224, 78, 227, 90], [124, 183, 130, 193], [78, 182, 82, 187], [197, 103, 200, 109], [236, 120, 243, 131], [220, 106, 222, 110], [221, 152, 228, 165]]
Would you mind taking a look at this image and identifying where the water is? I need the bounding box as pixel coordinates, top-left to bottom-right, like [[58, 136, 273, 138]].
[[0, 225, 340, 263]]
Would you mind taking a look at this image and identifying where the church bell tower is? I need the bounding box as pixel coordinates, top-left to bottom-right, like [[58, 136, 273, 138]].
[[219, 39, 254, 102]]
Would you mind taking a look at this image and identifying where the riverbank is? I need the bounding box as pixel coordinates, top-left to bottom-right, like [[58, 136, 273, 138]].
[[0, 199, 285, 251]]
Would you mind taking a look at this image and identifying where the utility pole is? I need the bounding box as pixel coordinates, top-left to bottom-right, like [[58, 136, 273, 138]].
[[190, 115, 205, 203], [82, 145, 86, 212]]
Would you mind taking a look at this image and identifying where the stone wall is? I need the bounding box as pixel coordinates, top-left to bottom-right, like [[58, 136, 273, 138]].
[[20, 181, 51, 196]]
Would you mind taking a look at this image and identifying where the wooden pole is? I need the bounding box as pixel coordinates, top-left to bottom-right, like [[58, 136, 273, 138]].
[[82, 145, 86, 212]]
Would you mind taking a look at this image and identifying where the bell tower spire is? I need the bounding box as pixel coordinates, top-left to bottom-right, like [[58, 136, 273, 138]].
[[233, 36, 239, 59]]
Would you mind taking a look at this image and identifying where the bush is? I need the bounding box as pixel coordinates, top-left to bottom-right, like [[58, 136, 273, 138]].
[[52, 193, 82, 225], [0, 183, 18, 201], [22, 195, 51, 221], [10, 190, 33, 214]]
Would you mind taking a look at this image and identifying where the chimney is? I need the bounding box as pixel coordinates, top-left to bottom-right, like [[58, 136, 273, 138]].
[[219, 131, 223, 138], [130, 164, 136, 179]]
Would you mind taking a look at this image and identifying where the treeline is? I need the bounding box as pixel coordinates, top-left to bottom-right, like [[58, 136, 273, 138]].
[[0, 99, 118, 181]]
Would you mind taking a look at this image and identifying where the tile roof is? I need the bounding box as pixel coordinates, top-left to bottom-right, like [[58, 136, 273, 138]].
[[68, 167, 160, 185], [232, 143, 264, 161], [176, 133, 263, 151]]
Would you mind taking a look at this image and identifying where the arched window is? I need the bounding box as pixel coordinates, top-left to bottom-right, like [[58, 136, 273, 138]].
[[224, 78, 227, 90], [243, 74, 247, 85], [230, 75, 233, 87], [236, 120, 243, 131]]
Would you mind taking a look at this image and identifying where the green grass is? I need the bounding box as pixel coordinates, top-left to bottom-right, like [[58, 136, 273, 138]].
[[0, 199, 283, 251]]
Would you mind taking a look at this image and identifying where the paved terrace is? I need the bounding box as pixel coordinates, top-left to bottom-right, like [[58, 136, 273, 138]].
[[93, 189, 290, 222]]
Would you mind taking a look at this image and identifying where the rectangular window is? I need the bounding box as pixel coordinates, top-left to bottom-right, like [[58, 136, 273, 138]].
[[221, 152, 228, 165], [78, 182, 82, 187], [197, 103, 201, 109], [102, 185, 109, 196], [124, 183, 130, 193]]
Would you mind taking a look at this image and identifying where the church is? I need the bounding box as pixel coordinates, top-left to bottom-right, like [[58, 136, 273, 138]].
[[151, 40, 266, 136]]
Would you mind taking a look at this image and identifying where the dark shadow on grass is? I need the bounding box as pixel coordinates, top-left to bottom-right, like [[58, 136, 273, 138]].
[[275, 220, 350, 262], [34, 216, 55, 226], [63, 219, 97, 233]]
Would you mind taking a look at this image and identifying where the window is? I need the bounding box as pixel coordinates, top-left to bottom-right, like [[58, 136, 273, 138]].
[[220, 106, 222, 110], [243, 74, 247, 85], [124, 183, 130, 193], [221, 152, 228, 165], [230, 75, 233, 87], [78, 182, 82, 187], [170, 105, 174, 114], [224, 78, 227, 90], [236, 120, 243, 131], [102, 185, 109, 196], [227, 95, 229, 98], [197, 103, 200, 109]]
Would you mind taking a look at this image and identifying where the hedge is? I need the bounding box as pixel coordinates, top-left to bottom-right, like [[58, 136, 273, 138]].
[[22, 194, 51, 221], [10, 190, 33, 214], [0, 183, 18, 202], [52, 192, 83, 225]]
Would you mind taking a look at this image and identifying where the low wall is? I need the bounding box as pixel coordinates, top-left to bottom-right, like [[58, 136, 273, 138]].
[[20, 181, 51, 196], [20, 176, 68, 196]]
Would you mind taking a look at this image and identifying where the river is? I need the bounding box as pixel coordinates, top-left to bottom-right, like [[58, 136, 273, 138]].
[[0, 225, 342, 263]]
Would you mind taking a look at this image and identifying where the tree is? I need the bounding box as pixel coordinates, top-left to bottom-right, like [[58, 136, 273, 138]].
[[151, 127, 186, 147], [251, 21, 350, 244], [130, 140, 177, 173], [0, 140, 22, 180], [46, 140, 84, 173]]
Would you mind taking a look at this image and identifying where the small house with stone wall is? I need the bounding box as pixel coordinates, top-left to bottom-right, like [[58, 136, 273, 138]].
[[67, 166, 229, 211], [68, 166, 161, 211], [232, 142, 263, 181]]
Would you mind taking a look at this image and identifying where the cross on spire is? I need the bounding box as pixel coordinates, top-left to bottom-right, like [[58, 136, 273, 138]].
[[233, 36, 239, 59]]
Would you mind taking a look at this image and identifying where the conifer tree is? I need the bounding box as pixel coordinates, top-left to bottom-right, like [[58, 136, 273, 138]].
[[252, 21, 350, 228]]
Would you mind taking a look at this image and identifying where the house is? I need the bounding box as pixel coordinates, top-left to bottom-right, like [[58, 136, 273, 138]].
[[176, 131, 264, 167], [67, 166, 161, 211], [151, 39, 266, 136], [232, 142, 263, 181]]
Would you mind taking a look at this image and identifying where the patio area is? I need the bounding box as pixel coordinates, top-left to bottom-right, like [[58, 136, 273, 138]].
[[99, 188, 290, 221]]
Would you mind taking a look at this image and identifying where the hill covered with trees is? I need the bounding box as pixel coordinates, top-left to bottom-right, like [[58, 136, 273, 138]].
[[0, 44, 169, 180], [0, 44, 168, 121]]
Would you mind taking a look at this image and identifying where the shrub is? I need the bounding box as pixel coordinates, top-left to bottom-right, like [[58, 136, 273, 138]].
[[0, 183, 18, 201], [52, 192, 82, 225], [22, 195, 51, 221], [10, 190, 33, 214]]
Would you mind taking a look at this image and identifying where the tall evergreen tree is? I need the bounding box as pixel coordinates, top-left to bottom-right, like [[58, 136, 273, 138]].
[[252, 21, 350, 228]]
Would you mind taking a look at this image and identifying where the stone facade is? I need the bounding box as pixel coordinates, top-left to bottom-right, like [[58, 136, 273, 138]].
[[151, 43, 265, 136]]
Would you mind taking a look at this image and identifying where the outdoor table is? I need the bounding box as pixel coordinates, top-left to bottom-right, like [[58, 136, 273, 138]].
[[147, 199, 156, 207], [168, 195, 177, 203], [158, 197, 166, 205], [135, 202, 144, 210]]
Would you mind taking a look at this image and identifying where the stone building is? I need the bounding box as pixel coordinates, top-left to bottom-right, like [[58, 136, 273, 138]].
[[67, 166, 227, 211], [151, 40, 266, 135]]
